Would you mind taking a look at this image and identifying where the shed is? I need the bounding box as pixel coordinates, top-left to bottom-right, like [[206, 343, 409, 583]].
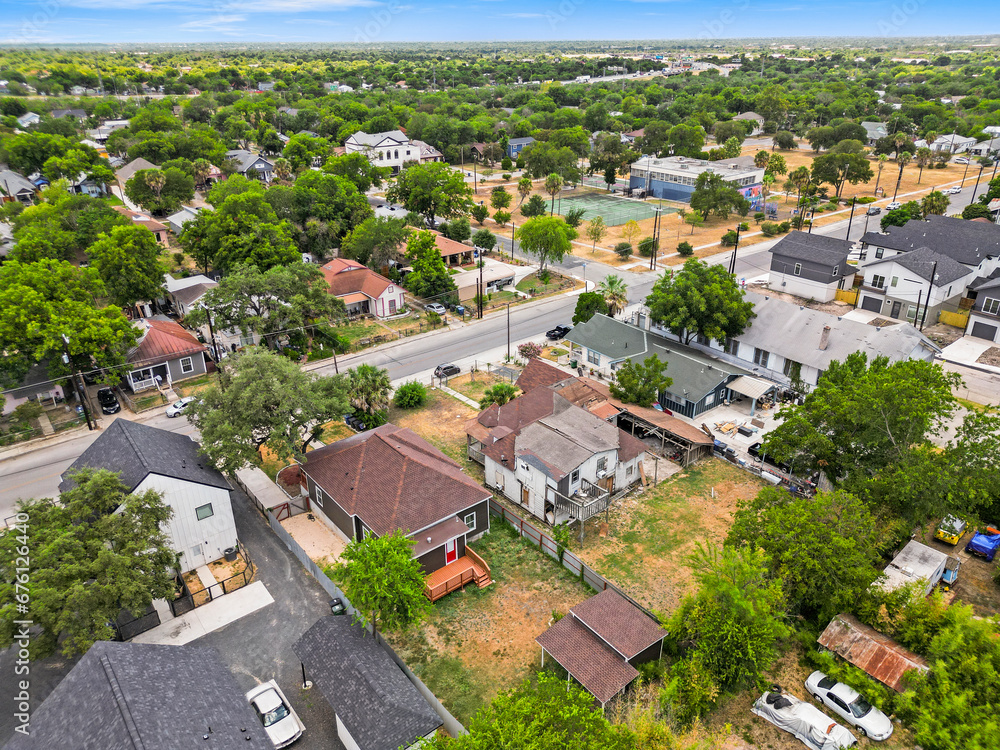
[[817, 613, 929, 693], [879, 539, 948, 597]]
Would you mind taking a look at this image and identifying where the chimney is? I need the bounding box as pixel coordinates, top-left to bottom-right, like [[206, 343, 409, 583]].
[[819, 325, 831, 351]]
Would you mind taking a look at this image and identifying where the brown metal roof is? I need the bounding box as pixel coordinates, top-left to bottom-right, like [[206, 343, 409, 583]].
[[570, 589, 664, 659], [127, 318, 207, 367], [817, 613, 929, 693]]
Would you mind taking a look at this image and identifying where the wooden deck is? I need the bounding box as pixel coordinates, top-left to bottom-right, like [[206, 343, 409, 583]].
[[424, 549, 492, 602]]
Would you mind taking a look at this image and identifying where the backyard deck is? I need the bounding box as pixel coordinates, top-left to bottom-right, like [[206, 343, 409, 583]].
[[424, 548, 492, 602]]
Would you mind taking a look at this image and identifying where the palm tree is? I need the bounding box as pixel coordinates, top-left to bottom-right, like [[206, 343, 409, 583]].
[[597, 275, 628, 317], [517, 177, 531, 205], [873, 154, 888, 196], [145, 170, 166, 200], [762, 173, 776, 209], [544, 173, 562, 216], [789, 166, 810, 210], [913, 147, 933, 184], [892, 152, 911, 201], [191, 158, 211, 189], [273, 157, 292, 182], [348, 363, 391, 417]]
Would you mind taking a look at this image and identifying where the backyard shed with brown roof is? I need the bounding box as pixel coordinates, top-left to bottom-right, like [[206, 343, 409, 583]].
[[817, 613, 929, 693], [536, 589, 664, 705]]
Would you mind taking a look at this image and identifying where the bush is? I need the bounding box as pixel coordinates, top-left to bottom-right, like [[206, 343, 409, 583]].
[[517, 341, 542, 360], [479, 382, 518, 409], [281, 348, 301, 360], [172, 252, 185, 266], [778, 221, 791, 233], [501, 173, 512, 181], [933, 162, 946, 169], [425, 311, 442, 327], [790, 215, 806, 229], [720, 230, 739, 247], [637, 236, 657, 256], [357, 409, 388, 429], [393, 381, 427, 408], [760, 221, 780, 237], [564, 207, 585, 227], [614, 241, 633, 260], [677, 241, 694, 256], [307, 346, 333, 362], [753, 211, 766, 224], [501, 156, 513, 170]]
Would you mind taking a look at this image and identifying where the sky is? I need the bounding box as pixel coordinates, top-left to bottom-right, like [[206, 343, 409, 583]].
[[0, 0, 994, 45]]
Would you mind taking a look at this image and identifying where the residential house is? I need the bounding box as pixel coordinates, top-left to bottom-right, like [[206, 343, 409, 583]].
[[857, 246, 975, 322], [566, 314, 748, 418], [767, 231, 856, 302], [60, 419, 237, 573], [817, 614, 929, 693], [967, 273, 1000, 342], [621, 128, 644, 145], [878, 540, 948, 597], [733, 110, 765, 135], [321, 257, 405, 318], [79, 137, 108, 158], [536, 589, 665, 707], [66, 172, 107, 197], [50, 108, 87, 120], [345, 129, 420, 174], [929, 133, 976, 154], [983, 125, 1000, 137], [970, 137, 1000, 158], [225, 149, 274, 181], [652, 292, 940, 391], [294, 616, 443, 750], [115, 156, 158, 188], [1, 361, 64, 416], [506, 136, 535, 159], [163, 274, 261, 355], [87, 118, 130, 144], [466, 384, 646, 527], [255, 81, 275, 92], [112, 205, 168, 246], [164, 205, 202, 234], [1, 642, 272, 750], [0, 169, 37, 205], [301, 424, 492, 596], [629, 155, 764, 209], [15, 111, 40, 128], [452, 261, 518, 302], [412, 138, 444, 164], [861, 121, 888, 146], [433, 231, 475, 266], [124, 317, 210, 393]]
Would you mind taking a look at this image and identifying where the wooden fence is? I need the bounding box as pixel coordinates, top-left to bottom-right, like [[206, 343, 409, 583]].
[[834, 288, 858, 305], [939, 309, 970, 328]]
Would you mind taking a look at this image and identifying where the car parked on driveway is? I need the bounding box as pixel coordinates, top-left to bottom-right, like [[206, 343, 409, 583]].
[[165, 396, 197, 418], [246, 680, 305, 748], [886, 201, 902, 211], [434, 363, 460, 378], [546, 324, 571, 340], [425, 302, 447, 315], [954, 156, 971, 165], [805, 671, 893, 741], [96, 387, 120, 415]]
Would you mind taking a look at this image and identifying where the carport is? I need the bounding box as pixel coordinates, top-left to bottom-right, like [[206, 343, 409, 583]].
[[726, 376, 777, 417]]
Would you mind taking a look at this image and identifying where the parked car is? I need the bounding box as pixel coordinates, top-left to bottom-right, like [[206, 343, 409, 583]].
[[434, 363, 460, 378], [946, 185, 963, 195], [96, 387, 120, 415], [246, 680, 305, 749], [425, 302, 447, 315], [546, 324, 572, 340], [954, 156, 971, 164], [804, 671, 893, 741], [886, 201, 902, 211], [865, 206, 881, 216], [165, 396, 197, 418], [752, 686, 857, 749], [934, 514, 967, 545], [748, 442, 792, 472], [965, 530, 1000, 562]]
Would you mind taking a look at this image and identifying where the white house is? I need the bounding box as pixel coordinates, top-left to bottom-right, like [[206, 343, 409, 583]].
[[321, 257, 405, 318], [857, 246, 975, 323], [929, 133, 977, 154], [878, 540, 948, 598], [733, 110, 765, 135], [967, 274, 1000, 343], [225, 149, 274, 181], [60, 420, 238, 573], [345, 129, 422, 174]]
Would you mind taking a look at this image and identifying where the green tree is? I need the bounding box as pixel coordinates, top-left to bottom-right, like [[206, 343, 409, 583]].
[[188, 348, 351, 472], [124, 167, 194, 215], [493, 209, 512, 227], [715, 120, 748, 147], [520, 193, 548, 219], [690, 171, 751, 220], [683, 211, 705, 234], [348, 363, 392, 421], [722, 136, 743, 159], [334, 531, 429, 638], [517, 176, 532, 205], [810, 152, 874, 197], [667, 123, 705, 157], [766, 153, 787, 177], [572, 291, 609, 325], [86, 225, 165, 313], [646, 259, 755, 345], [404, 230, 458, 302], [515, 216, 577, 274], [772, 131, 797, 150], [479, 382, 518, 409], [614, 242, 632, 260], [585, 215, 607, 252], [596, 274, 628, 316], [609, 354, 672, 408], [754, 150, 771, 169], [962, 203, 992, 220], [589, 133, 637, 189], [340, 216, 409, 269], [281, 133, 331, 172], [921, 190, 950, 216], [544, 172, 562, 216], [471, 228, 496, 252], [0, 469, 176, 659], [490, 186, 512, 210], [470, 203, 490, 224], [913, 147, 934, 184], [761, 353, 960, 485], [386, 161, 473, 227], [322, 151, 387, 193]]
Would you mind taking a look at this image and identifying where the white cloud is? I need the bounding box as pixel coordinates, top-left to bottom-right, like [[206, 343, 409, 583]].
[[179, 13, 246, 32], [58, 0, 376, 10]]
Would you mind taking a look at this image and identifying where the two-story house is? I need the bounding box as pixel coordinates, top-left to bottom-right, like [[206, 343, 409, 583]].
[[967, 274, 1000, 343], [466, 386, 646, 528], [767, 231, 856, 302], [345, 130, 421, 174], [733, 111, 765, 135], [857, 246, 974, 323], [506, 136, 536, 159]]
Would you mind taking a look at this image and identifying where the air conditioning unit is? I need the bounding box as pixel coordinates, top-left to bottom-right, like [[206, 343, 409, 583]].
[[596, 470, 607, 479]]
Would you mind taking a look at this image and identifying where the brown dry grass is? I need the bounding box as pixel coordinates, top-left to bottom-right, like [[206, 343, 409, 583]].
[[446, 371, 515, 403], [387, 387, 479, 465]]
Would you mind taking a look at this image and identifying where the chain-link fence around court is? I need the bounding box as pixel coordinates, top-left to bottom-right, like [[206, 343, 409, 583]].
[[553, 190, 677, 226]]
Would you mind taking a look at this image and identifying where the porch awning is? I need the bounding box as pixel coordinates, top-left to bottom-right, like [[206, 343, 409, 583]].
[[728, 375, 775, 401], [339, 291, 369, 305]]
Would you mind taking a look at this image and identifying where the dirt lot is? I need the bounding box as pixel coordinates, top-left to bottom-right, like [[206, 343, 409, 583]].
[[446, 371, 518, 404], [744, 280, 856, 315], [281, 513, 347, 568], [387, 524, 591, 725], [978, 346, 1000, 368], [918, 525, 1000, 618], [387, 387, 480, 466], [574, 459, 766, 614]]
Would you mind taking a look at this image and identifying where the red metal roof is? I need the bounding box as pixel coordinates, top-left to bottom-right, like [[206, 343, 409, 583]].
[[817, 613, 929, 693], [128, 319, 207, 367]]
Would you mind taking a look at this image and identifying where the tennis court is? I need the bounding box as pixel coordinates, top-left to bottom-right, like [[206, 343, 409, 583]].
[[553, 190, 675, 226]]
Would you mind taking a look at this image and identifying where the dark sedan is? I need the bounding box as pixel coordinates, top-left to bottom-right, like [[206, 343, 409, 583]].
[[546, 325, 571, 340]]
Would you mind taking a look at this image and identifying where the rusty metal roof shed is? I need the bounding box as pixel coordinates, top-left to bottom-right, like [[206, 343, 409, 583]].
[[817, 613, 929, 693]]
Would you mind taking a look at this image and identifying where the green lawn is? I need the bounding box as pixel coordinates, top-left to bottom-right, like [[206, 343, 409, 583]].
[[334, 320, 386, 344], [515, 272, 577, 297]]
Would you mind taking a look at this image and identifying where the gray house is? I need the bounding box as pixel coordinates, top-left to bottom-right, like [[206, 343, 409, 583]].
[[225, 149, 274, 181], [2, 641, 271, 750], [767, 231, 856, 302], [124, 317, 209, 392], [857, 246, 974, 322], [0, 170, 37, 205], [861, 121, 888, 146], [967, 274, 1000, 342]]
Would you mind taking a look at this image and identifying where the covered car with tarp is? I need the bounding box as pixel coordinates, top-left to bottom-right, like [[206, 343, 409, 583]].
[[965, 531, 1000, 562], [753, 687, 857, 750]]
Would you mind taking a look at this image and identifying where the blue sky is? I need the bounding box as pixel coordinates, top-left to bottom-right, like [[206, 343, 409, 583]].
[[0, 0, 989, 44]]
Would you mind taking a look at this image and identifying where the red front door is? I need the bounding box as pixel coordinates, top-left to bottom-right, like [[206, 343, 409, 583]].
[[445, 538, 458, 564]]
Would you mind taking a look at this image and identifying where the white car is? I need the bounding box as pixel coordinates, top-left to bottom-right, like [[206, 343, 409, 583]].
[[954, 157, 971, 164], [886, 201, 902, 211], [165, 396, 197, 418], [246, 681, 305, 748], [946, 186, 963, 194], [424, 302, 447, 315], [805, 671, 893, 741]]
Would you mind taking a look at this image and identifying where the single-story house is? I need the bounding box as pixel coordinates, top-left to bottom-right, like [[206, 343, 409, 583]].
[[817, 613, 929, 693], [112, 205, 168, 245], [970, 137, 1000, 158], [930, 133, 977, 154], [967, 273, 1000, 342], [87, 118, 130, 144], [452, 262, 517, 302], [413, 139, 444, 164], [733, 110, 765, 135], [115, 156, 158, 188], [294, 616, 443, 750], [163, 274, 260, 355], [164, 205, 202, 234], [507, 136, 536, 159], [433, 231, 475, 266], [767, 231, 855, 302], [60, 419, 237, 573], [861, 121, 888, 146], [66, 171, 107, 198], [621, 128, 644, 145], [301, 424, 492, 596], [125, 317, 210, 393], [536, 589, 665, 706], [0, 169, 37, 205], [466, 384, 646, 529], [878, 539, 948, 597], [50, 108, 87, 120], [225, 149, 274, 181], [1, 642, 272, 750], [321, 257, 405, 318], [1, 360, 64, 416], [857, 246, 975, 323], [15, 111, 40, 128]]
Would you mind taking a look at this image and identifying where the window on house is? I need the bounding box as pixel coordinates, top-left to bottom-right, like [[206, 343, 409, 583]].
[[891, 276, 898, 287], [180, 357, 194, 374], [696, 333, 709, 346], [587, 350, 600, 365], [239, 333, 255, 347], [793, 263, 802, 276], [725, 337, 739, 355], [875, 248, 884, 259], [871, 274, 886, 289], [195, 503, 214, 521], [753, 348, 770, 368], [704, 392, 715, 406], [464, 512, 476, 530], [596, 457, 608, 473], [984, 297, 1000, 315], [406, 150, 411, 156], [626, 465, 633, 478], [378, 151, 383, 160], [313, 488, 324, 507], [570, 469, 580, 484], [783, 359, 801, 377], [519, 460, 529, 473], [906, 305, 918, 321], [394, 149, 399, 159], [832, 265, 839, 277], [362, 527, 373, 540]]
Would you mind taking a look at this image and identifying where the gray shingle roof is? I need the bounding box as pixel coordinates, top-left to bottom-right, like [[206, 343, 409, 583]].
[[0, 169, 36, 197], [225, 149, 273, 173], [862, 245, 971, 286], [769, 231, 853, 269], [860, 215, 1000, 267], [970, 269, 1000, 293], [59, 419, 230, 494], [2, 641, 271, 750], [347, 130, 409, 147], [293, 617, 442, 750]]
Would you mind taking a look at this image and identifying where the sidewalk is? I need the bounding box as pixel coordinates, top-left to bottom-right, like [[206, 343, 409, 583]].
[[939, 336, 1000, 375]]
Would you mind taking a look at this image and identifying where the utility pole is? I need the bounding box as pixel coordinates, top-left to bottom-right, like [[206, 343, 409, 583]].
[[479, 256, 485, 319], [971, 163, 986, 203], [61, 334, 94, 431], [919, 261, 938, 331], [845, 201, 856, 242], [510, 222, 516, 262], [506, 303, 511, 361], [729, 223, 742, 275]]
